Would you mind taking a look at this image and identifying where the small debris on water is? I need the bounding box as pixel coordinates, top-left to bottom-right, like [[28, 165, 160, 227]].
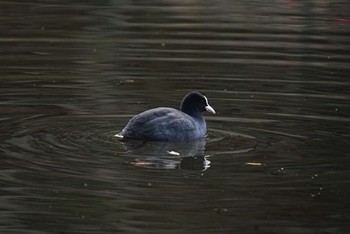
[[245, 162, 262, 166], [128, 161, 153, 166], [214, 208, 228, 213], [167, 151, 180, 156]]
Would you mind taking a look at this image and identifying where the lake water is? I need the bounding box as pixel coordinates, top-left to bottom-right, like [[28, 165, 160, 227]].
[[1, 1, 349, 233]]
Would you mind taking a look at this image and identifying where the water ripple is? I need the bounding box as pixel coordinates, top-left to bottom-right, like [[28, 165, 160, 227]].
[[266, 112, 350, 122]]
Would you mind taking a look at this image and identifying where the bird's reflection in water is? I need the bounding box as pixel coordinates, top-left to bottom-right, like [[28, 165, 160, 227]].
[[120, 138, 210, 171]]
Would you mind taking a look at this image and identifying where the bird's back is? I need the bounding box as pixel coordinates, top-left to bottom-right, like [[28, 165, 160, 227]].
[[119, 107, 206, 141]]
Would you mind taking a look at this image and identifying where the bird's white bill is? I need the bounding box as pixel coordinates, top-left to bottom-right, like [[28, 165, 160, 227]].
[[205, 105, 216, 114], [203, 95, 215, 114]]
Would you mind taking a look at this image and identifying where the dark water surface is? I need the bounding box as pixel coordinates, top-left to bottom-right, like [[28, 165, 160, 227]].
[[1, 1, 350, 233]]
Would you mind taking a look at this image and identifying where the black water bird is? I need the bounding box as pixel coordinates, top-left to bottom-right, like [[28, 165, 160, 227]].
[[115, 91, 215, 141]]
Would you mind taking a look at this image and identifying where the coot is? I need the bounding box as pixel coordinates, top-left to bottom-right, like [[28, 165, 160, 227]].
[[115, 91, 215, 141]]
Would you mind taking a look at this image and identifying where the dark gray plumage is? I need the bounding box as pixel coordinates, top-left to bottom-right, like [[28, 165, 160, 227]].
[[115, 91, 215, 141]]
